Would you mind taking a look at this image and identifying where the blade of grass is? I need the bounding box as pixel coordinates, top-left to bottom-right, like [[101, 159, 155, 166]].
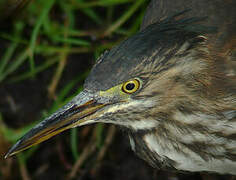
[[81, 8, 103, 25], [0, 42, 18, 76], [47, 51, 68, 99], [9, 56, 60, 83], [0, 48, 29, 82], [0, 32, 28, 45], [96, 124, 104, 148], [71, 0, 134, 8], [42, 13, 52, 35], [28, 0, 55, 77], [106, 4, 114, 24], [103, 0, 145, 36], [71, 128, 79, 161], [63, 29, 90, 37], [0, 22, 24, 75], [52, 36, 91, 46], [35, 46, 91, 54]]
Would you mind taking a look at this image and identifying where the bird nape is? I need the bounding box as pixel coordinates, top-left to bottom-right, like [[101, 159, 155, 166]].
[[5, 11, 236, 175]]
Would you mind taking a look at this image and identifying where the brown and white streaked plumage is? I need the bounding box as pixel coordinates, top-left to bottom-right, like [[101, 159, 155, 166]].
[[5, 0, 236, 175]]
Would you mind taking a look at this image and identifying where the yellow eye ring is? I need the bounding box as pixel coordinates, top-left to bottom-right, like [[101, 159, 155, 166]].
[[122, 79, 140, 94]]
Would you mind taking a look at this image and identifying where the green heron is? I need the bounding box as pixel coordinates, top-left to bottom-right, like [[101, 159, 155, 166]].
[[5, 0, 236, 175]]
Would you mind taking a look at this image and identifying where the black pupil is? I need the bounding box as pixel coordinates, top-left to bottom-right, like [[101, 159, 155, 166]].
[[126, 83, 135, 91]]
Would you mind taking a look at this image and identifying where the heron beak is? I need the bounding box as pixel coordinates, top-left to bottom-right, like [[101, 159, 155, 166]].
[[5, 90, 106, 158]]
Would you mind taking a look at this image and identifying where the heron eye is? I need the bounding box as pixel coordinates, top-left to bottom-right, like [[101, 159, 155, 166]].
[[122, 79, 140, 94]]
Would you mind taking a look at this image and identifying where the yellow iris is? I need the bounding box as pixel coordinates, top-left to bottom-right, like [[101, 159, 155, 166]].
[[122, 79, 140, 94]]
